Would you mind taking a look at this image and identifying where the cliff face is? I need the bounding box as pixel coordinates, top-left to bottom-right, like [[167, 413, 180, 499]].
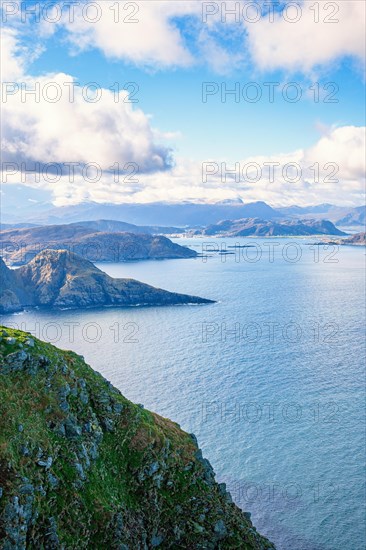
[[0, 327, 275, 549], [0, 250, 213, 314]]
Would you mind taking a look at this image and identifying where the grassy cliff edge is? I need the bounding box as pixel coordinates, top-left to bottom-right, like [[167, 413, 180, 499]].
[[0, 327, 274, 549]]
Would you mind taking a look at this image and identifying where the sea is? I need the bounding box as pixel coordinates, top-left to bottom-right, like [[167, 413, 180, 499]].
[[1, 237, 365, 550]]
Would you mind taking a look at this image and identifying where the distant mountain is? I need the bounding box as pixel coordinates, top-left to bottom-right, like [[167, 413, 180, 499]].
[[0, 223, 39, 230], [277, 203, 335, 216], [0, 250, 214, 313], [277, 204, 365, 226], [196, 218, 347, 237], [335, 206, 365, 227], [21, 201, 282, 226], [0, 184, 53, 222], [0, 223, 196, 265]]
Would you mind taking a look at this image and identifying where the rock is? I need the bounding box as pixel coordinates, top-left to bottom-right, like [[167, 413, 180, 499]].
[[19, 483, 34, 495], [47, 473, 59, 488], [151, 534, 164, 547], [4, 350, 28, 370], [113, 402, 124, 414], [64, 416, 82, 438], [214, 519, 227, 539], [20, 445, 30, 457], [147, 462, 160, 476], [37, 457, 53, 470], [74, 462, 86, 481]]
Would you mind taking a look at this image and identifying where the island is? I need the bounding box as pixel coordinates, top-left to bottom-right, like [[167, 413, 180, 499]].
[[0, 249, 214, 314], [193, 218, 347, 237]]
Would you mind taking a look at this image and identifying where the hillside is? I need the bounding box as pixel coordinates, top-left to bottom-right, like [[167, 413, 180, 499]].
[[0, 327, 275, 549], [196, 218, 347, 237], [0, 225, 195, 266], [0, 250, 214, 314]]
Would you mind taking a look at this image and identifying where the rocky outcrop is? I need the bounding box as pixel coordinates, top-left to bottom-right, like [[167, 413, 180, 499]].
[[0, 327, 275, 549], [0, 223, 196, 265], [0, 250, 214, 314], [194, 218, 347, 237]]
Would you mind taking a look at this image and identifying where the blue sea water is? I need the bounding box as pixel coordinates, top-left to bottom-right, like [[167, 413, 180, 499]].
[[2, 237, 365, 550]]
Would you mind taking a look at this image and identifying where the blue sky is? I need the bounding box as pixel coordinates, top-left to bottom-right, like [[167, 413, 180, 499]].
[[1, 0, 365, 206]]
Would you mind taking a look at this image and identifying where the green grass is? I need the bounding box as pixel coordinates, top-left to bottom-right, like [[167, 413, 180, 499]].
[[0, 326, 275, 549]]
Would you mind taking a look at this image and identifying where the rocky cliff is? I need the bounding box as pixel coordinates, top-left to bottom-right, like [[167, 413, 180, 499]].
[[0, 250, 213, 314], [0, 327, 275, 549]]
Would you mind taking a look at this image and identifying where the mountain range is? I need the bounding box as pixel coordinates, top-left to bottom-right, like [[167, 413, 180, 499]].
[[1, 184, 364, 228], [0, 249, 213, 314]]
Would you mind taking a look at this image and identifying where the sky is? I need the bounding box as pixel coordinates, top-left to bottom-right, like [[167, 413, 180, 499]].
[[1, 0, 365, 207]]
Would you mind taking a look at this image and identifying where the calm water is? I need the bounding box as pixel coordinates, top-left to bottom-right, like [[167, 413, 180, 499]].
[[2, 238, 365, 550]]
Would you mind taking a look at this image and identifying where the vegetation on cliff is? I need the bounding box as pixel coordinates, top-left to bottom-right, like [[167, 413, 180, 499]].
[[0, 327, 274, 549]]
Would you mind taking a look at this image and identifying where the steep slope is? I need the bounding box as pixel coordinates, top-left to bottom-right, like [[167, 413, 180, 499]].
[[0, 250, 214, 313], [0, 225, 196, 266], [198, 218, 347, 237], [0, 327, 275, 549]]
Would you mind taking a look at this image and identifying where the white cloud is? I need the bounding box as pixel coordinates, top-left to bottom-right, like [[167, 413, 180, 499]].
[[4, 125, 364, 207], [61, 0, 198, 69], [1, 29, 173, 172], [246, 0, 366, 74], [2, 1, 364, 75]]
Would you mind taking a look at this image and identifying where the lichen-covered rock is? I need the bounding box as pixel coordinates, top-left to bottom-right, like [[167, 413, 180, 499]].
[[0, 327, 275, 549]]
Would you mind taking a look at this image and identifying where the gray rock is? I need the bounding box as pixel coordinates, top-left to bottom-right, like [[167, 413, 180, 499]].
[[4, 350, 28, 370], [47, 473, 59, 488], [19, 484, 34, 495], [147, 462, 159, 476], [64, 416, 82, 438], [20, 445, 30, 457], [74, 462, 86, 481], [214, 519, 227, 539], [151, 534, 164, 547], [37, 457, 53, 470]]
